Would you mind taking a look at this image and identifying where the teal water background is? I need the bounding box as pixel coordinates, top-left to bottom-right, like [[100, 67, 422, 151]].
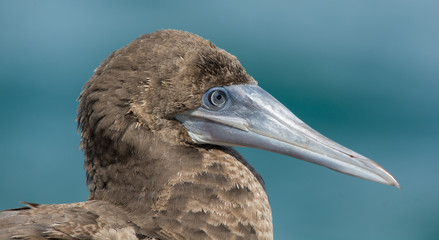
[[1, 1, 438, 239]]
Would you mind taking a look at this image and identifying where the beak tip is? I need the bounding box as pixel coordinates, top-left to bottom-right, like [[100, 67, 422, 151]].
[[392, 179, 401, 189], [384, 174, 400, 189]]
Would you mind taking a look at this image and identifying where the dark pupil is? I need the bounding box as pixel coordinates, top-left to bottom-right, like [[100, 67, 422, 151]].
[[210, 90, 226, 106]]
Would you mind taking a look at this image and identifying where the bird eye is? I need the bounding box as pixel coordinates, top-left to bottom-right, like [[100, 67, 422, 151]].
[[202, 87, 229, 110]]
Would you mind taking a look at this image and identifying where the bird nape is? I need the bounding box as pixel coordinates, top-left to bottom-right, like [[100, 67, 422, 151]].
[[0, 30, 399, 240]]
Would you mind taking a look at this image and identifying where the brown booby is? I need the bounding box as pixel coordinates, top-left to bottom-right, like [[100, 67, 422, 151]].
[[0, 30, 399, 240]]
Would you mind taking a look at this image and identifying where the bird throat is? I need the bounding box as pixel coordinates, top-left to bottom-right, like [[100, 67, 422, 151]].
[[84, 129, 273, 239]]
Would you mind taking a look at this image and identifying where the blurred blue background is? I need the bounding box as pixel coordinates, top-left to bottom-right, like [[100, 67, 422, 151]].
[[1, 0, 438, 239]]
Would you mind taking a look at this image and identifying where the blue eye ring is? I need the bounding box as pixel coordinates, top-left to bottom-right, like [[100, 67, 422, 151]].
[[202, 87, 229, 110]]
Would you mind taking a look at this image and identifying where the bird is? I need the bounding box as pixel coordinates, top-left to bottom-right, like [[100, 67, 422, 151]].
[[0, 29, 399, 240]]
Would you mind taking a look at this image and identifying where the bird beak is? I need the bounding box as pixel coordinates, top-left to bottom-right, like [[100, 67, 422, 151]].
[[176, 84, 399, 187]]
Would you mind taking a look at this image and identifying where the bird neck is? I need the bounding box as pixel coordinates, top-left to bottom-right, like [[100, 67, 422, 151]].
[[85, 134, 273, 239]]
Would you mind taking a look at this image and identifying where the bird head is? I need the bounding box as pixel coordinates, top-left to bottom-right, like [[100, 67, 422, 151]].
[[78, 29, 399, 189]]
